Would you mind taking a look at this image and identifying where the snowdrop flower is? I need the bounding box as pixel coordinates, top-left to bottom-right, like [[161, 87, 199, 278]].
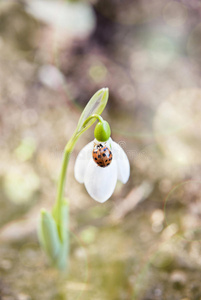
[[39, 88, 131, 270], [74, 118, 130, 203]]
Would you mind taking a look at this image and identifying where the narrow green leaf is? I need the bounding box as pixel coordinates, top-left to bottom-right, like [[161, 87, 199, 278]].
[[75, 88, 109, 136], [52, 200, 69, 271], [55, 242, 68, 271], [38, 209, 61, 260]]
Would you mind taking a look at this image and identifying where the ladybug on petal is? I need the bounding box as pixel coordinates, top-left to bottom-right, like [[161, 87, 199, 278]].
[[92, 143, 113, 167]]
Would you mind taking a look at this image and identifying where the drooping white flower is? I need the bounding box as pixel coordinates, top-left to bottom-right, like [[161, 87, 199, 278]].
[[74, 138, 130, 203]]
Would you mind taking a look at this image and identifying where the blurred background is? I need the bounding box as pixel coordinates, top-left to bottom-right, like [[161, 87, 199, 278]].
[[0, 0, 201, 299]]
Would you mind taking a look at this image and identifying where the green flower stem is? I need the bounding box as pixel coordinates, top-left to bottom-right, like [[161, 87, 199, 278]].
[[82, 114, 104, 127], [53, 132, 78, 236]]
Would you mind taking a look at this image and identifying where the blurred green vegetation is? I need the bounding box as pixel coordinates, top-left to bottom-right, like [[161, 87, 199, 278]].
[[0, 0, 201, 299]]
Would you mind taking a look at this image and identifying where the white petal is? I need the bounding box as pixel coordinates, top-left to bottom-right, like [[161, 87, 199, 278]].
[[111, 140, 130, 184], [84, 159, 117, 203], [74, 141, 94, 183]]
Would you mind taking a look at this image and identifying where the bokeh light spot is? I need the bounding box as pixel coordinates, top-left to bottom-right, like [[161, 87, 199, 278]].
[[14, 137, 36, 162], [3, 165, 40, 204], [163, 1, 188, 28], [154, 89, 201, 165], [89, 62, 108, 83]]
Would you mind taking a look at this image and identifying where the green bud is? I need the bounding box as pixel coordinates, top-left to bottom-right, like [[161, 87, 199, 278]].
[[94, 120, 111, 142]]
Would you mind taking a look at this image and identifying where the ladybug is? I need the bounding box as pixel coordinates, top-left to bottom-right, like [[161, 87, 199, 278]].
[[92, 143, 113, 167]]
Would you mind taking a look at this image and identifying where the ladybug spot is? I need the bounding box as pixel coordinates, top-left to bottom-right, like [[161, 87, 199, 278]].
[[102, 153, 106, 157], [107, 163, 110, 166], [104, 148, 107, 151], [95, 158, 97, 160], [98, 155, 101, 158], [105, 160, 108, 162]]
